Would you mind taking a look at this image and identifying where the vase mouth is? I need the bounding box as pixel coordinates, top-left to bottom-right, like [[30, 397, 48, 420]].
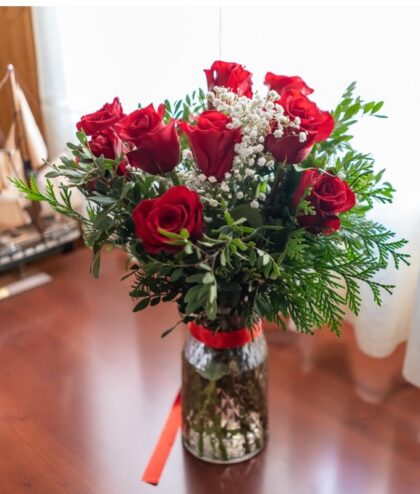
[[187, 320, 263, 349]]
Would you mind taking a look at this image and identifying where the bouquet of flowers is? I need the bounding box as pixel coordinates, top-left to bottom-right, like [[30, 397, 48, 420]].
[[13, 60, 409, 464]]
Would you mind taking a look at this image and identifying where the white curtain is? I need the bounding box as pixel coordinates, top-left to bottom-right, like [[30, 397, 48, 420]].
[[32, 6, 420, 386]]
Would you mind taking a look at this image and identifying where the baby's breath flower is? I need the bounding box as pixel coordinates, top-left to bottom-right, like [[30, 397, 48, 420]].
[[182, 149, 193, 160], [268, 89, 280, 101], [250, 200, 259, 209], [274, 128, 284, 138], [221, 182, 230, 192]]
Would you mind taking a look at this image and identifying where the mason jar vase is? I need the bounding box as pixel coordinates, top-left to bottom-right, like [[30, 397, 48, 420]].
[[181, 324, 268, 463]]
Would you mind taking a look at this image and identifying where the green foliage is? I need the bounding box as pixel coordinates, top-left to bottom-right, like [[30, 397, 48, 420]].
[[164, 88, 207, 122], [318, 81, 387, 154], [10, 82, 409, 336]]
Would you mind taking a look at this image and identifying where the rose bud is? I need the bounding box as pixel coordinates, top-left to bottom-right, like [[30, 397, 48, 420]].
[[116, 160, 128, 177], [116, 104, 180, 174], [76, 97, 124, 135], [89, 128, 119, 159], [265, 90, 334, 164], [291, 169, 356, 234], [132, 186, 204, 254], [179, 111, 241, 181], [264, 72, 313, 96], [204, 60, 253, 98]]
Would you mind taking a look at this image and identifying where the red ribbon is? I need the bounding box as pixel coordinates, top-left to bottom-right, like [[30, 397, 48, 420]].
[[141, 390, 182, 485], [141, 321, 262, 485], [188, 320, 262, 348]]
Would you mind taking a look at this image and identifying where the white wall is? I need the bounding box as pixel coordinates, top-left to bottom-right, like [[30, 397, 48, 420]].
[[34, 6, 420, 194]]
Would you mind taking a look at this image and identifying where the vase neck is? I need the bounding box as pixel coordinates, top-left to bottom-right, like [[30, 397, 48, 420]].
[[188, 320, 262, 349]]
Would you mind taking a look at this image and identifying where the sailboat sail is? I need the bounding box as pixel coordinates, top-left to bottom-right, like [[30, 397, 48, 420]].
[[0, 78, 48, 229], [0, 122, 26, 183], [17, 84, 48, 170], [0, 122, 31, 228]]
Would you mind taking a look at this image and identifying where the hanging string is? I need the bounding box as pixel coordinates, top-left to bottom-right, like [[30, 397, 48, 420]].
[[0, 70, 9, 93]]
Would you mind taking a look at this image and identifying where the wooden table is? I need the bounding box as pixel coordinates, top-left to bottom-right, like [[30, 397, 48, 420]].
[[1, 248, 420, 494]]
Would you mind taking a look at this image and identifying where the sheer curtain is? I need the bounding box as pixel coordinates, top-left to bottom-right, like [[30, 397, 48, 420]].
[[32, 6, 420, 386]]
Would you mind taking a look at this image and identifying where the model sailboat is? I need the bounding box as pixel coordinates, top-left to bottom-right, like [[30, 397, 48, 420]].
[[0, 64, 80, 279], [0, 64, 46, 229]]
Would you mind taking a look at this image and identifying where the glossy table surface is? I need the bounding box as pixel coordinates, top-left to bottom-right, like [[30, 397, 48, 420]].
[[1, 248, 420, 494]]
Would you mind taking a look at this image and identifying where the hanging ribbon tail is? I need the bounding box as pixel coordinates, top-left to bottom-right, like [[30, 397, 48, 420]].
[[141, 389, 182, 486]]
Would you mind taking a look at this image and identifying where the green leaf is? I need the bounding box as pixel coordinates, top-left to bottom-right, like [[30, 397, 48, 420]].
[[186, 273, 206, 283], [170, 269, 183, 282], [158, 228, 183, 240], [205, 300, 217, 321], [209, 284, 217, 304], [202, 272, 215, 284], [161, 324, 177, 338], [94, 214, 113, 231], [372, 101, 384, 113], [186, 272, 214, 284], [76, 131, 87, 144], [231, 205, 263, 228], [133, 298, 150, 312]]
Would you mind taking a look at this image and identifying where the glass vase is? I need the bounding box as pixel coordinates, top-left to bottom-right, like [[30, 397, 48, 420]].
[[181, 323, 268, 463]]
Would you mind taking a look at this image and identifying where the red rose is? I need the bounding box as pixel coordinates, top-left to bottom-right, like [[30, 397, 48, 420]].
[[116, 104, 180, 174], [89, 128, 120, 159], [204, 60, 253, 98], [179, 111, 241, 181], [264, 72, 313, 96], [76, 97, 124, 135], [116, 160, 129, 177], [132, 186, 204, 254], [292, 169, 356, 234], [265, 90, 334, 164], [116, 104, 164, 145]]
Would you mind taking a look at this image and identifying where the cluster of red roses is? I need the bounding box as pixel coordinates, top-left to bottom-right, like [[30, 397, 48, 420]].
[[75, 61, 335, 178], [75, 61, 355, 253]]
